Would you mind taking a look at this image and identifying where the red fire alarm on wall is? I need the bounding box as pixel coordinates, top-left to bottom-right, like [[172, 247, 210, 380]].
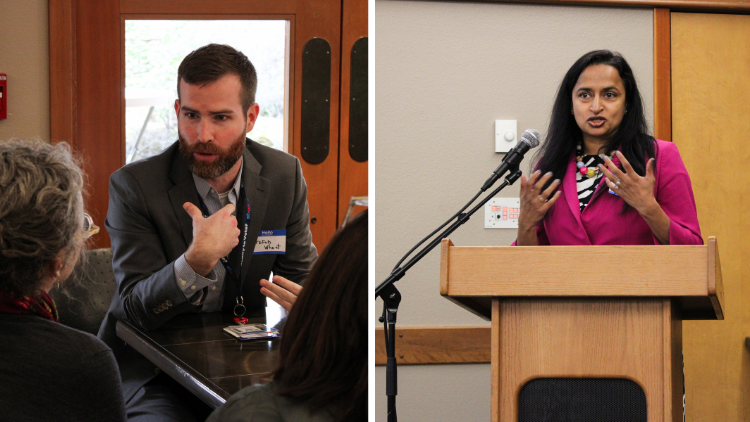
[[0, 74, 6, 120]]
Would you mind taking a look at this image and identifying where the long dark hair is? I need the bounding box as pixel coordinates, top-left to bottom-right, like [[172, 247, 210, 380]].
[[274, 210, 367, 421], [535, 50, 656, 191]]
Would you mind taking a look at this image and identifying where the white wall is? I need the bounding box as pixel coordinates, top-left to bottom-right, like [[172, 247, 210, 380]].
[[0, 0, 49, 141], [375, 1, 654, 420]]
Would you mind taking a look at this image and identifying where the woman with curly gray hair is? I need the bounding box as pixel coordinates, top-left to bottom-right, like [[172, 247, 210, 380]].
[[0, 139, 126, 421]]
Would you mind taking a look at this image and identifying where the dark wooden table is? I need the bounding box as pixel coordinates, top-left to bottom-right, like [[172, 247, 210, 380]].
[[116, 308, 283, 408]]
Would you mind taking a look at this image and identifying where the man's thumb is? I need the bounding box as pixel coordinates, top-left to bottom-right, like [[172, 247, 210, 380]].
[[183, 202, 204, 220]]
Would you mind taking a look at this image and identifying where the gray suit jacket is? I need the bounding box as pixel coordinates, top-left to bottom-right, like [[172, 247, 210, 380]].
[[98, 139, 318, 402]]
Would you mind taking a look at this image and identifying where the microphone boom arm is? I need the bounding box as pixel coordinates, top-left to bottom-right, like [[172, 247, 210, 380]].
[[376, 165, 523, 422], [377, 165, 522, 296]]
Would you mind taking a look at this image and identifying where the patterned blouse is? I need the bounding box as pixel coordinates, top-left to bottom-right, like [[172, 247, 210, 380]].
[[576, 154, 606, 211]]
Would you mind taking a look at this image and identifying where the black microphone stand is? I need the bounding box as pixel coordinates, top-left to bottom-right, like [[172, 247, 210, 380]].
[[376, 166, 523, 422]]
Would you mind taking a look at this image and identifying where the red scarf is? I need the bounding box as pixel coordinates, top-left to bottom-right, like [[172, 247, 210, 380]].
[[0, 290, 59, 322]]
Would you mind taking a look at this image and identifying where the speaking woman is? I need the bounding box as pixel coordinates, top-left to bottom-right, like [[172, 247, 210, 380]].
[[517, 50, 702, 246], [0, 140, 126, 421]]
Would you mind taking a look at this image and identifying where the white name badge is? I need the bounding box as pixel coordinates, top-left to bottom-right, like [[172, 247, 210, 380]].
[[254, 230, 286, 254]]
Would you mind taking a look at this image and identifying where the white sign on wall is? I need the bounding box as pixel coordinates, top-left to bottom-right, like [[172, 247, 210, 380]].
[[485, 197, 520, 229]]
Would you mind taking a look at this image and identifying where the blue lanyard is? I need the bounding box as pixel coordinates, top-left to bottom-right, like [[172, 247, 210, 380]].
[[197, 182, 252, 318]]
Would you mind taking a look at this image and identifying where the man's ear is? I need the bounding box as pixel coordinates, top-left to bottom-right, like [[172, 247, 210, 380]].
[[174, 99, 181, 118], [245, 103, 260, 133]]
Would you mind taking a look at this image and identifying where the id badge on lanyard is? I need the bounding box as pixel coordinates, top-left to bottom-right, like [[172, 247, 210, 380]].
[[198, 183, 252, 324]]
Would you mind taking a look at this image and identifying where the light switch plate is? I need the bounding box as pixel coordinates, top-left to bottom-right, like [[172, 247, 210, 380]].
[[485, 197, 520, 229], [495, 120, 517, 153]]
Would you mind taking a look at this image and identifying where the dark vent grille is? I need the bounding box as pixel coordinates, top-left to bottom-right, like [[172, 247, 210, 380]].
[[518, 378, 646, 422]]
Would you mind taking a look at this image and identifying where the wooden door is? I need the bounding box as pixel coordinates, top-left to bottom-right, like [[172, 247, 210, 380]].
[[338, 0, 368, 225], [49, 0, 363, 250], [671, 12, 750, 420]]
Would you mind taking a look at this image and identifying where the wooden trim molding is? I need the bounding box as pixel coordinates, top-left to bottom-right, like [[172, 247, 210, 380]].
[[50, 0, 122, 248], [654, 8, 672, 142], [374, 326, 491, 365], [490, 300, 501, 422], [49, 0, 76, 145]]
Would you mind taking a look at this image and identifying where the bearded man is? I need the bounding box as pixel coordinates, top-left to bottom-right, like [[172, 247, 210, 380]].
[[98, 44, 318, 421]]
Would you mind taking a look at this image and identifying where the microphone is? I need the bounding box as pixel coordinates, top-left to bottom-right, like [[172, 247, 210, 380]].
[[481, 129, 541, 191]]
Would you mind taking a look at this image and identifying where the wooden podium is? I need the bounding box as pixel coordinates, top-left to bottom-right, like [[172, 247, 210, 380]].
[[440, 237, 724, 422]]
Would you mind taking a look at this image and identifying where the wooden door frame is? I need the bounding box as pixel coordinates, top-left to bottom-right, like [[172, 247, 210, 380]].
[[50, 0, 343, 249], [653, 6, 750, 140], [653, 8, 672, 143]]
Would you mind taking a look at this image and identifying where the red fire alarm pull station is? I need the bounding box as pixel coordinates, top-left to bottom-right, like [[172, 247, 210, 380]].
[[0, 74, 6, 120]]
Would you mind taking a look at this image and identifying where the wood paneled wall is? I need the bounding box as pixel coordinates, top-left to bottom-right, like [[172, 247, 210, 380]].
[[671, 12, 750, 421], [374, 326, 491, 365]]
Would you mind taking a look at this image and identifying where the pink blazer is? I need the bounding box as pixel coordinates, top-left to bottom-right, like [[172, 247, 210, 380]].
[[526, 139, 702, 246]]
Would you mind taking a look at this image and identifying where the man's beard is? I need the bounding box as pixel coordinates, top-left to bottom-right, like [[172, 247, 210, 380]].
[[179, 132, 245, 180]]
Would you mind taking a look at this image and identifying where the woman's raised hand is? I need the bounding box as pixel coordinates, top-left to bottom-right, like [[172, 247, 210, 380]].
[[599, 152, 657, 214], [599, 152, 671, 244], [517, 170, 561, 245]]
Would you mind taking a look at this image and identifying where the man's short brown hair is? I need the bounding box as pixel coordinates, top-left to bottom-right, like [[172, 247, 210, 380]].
[[177, 44, 258, 113]]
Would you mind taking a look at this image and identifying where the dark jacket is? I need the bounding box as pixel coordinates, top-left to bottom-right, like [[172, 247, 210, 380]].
[[206, 382, 334, 422], [0, 313, 126, 422], [98, 139, 318, 402]]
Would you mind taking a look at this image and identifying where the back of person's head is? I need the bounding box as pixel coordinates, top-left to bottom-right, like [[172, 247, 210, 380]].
[[274, 210, 367, 421], [0, 139, 85, 296], [177, 43, 258, 114]]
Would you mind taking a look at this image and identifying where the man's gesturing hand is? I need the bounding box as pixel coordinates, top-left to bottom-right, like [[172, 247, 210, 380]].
[[183, 202, 240, 277]]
